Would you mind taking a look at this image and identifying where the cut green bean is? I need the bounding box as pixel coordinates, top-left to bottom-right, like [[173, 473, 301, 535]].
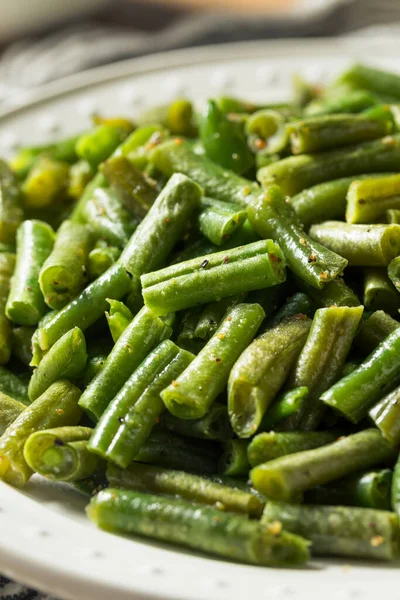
[[304, 89, 377, 117], [369, 385, 400, 447], [392, 454, 400, 518], [251, 429, 396, 501], [0, 160, 23, 245], [88, 488, 309, 567], [246, 109, 289, 155], [259, 387, 308, 432], [0, 253, 15, 365], [142, 241, 286, 316], [262, 501, 399, 560], [258, 135, 400, 196], [105, 298, 133, 343], [0, 366, 29, 404], [87, 246, 120, 280], [218, 439, 250, 476], [363, 268, 400, 315], [193, 294, 246, 341], [248, 431, 338, 468], [28, 327, 87, 401], [354, 310, 399, 354], [294, 276, 360, 308], [6, 220, 54, 325], [162, 402, 232, 442], [228, 315, 311, 438], [286, 306, 363, 430], [248, 186, 347, 289], [346, 174, 400, 224], [68, 160, 94, 201], [321, 327, 400, 423], [22, 157, 69, 209], [76, 125, 124, 169], [150, 139, 260, 205], [162, 303, 264, 419], [137, 99, 196, 136], [24, 426, 98, 481], [89, 341, 193, 466], [337, 63, 400, 101], [11, 135, 79, 180], [79, 306, 171, 420], [82, 187, 136, 248], [0, 391, 25, 435], [107, 463, 264, 517], [39, 220, 92, 309], [0, 380, 81, 487], [37, 263, 131, 351], [388, 255, 400, 292], [198, 197, 247, 246], [309, 221, 400, 266], [305, 469, 393, 510]]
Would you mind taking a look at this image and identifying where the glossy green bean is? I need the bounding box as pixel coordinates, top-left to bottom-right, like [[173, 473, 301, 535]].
[[6, 220, 54, 325], [246, 109, 289, 155], [369, 385, 400, 447], [37, 263, 131, 351], [309, 221, 400, 266], [321, 327, 400, 423], [198, 197, 247, 246], [251, 429, 396, 501], [259, 387, 308, 432], [228, 315, 311, 438], [162, 303, 264, 419], [76, 125, 124, 168], [79, 306, 171, 420], [248, 186, 347, 289], [87, 246, 120, 280], [0, 380, 81, 487], [346, 174, 400, 224], [257, 135, 400, 196]]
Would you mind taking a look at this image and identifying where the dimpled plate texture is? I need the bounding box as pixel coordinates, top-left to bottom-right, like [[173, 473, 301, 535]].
[[0, 38, 400, 600]]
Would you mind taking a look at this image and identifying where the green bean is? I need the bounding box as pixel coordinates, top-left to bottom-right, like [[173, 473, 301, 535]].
[[218, 439, 250, 476], [24, 426, 99, 481], [142, 241, 286, 316], [337, 63, 400, 101], [309, 221, 400, 266], [262, 501, 399, 560], [251, 429, 396, 501], [0, 160, 24, 245], [305, 469, 393, 510], [0, 253, 15, 364], [388, 255, 400, 292], [30, 309, 56, 366], [304, 89, 377, 117], [120, 173, 202, 305], [193, 293, 246, 341], [28, 327, 87, 401], [133, 430, 219, 473], [354, 310, 399, 354], [22, 157, 69, 209], [291, 175, 390, 229], [0, 380, 81, 487], [79, 306, 171, 421], [10, 326, 33, 367], [363, 268, 400, 315], [266, 292, 313, 327], [228, 315, 311, 438], [88, 488, 309, 567], [82, 187, 136, 248], [75, 125, 124, 169], [6, 221, 54, 325], [0, 366, 29, 404], [89, 341, 193, 466], [39, 220, 92, 309], [137, 99, 196, 136], [386, 208, 400, 224], [346, 174, 400, 224], [162, 402, 232, 442], [198, 198, 247, 246], [105, 298, 133, 343], [290, 106, 394, 155], [392, 454, 400, 517], [246, 109, 289, 155], [248, 186, 347, 289], [87, 246, 120, 280], [107, 463, 264, 517], [82, 354, 106, 387], [67, 160, 94, 201], [295, 275, 360, 308], [369, 385, 400, 447], [37, 263, 131, 351], [286, 306, 363, 430], [101, 156, 158, 220], [11, 135, 79, 180], [321, 327, 400, 423], [248, 431, 338, 468], [257, 135, 400, 196], [259, 387, 308, 432], [162, 303, 264, 419], [0, 391, 25, 435], [150, 139, 260, 205]]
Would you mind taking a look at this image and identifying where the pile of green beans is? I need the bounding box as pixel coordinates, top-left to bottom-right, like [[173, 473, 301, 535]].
[[5, 62, 400, 568]]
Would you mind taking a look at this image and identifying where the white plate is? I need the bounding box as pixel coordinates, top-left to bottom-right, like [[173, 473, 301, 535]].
[[1, 38, 400, 600]]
